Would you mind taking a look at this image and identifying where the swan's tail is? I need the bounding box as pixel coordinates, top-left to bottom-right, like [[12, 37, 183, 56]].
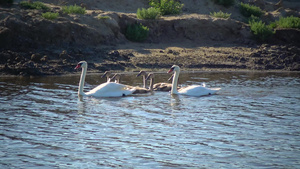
[[209, 88, 221, 95], [124, 87, 136, 95]]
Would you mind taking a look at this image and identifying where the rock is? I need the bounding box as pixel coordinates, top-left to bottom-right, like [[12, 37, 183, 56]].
[[59, 50, 70, 59], [40, 55, 48, 62], [31, 53, 43, 62]]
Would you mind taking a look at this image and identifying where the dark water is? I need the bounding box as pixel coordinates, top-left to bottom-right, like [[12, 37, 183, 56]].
[[1, 72, 300, 168]]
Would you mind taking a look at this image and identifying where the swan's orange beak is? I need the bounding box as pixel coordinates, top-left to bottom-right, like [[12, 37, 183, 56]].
[[75, 64, 81, 69]]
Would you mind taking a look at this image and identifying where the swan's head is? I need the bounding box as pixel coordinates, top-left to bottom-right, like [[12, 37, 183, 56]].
[[167, 65, 180, 73], [146, 73, 154, 81], [137, 70, 147, 77], [101, 71, 111, 78], [75, 61, 87, 69]]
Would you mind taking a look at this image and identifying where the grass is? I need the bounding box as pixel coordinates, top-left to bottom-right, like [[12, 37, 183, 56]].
[[137, 7, 161, 20], [249, 20, 274, 41], [276, 16, 300, 29], [210, 11, 231, 19], [98, 16, 111, 20], [42, 12, 59, 20], [149, 0, 184, 16], [125, 23, 149, 42], [240, 2, 263, 17], [211, 0, 235, 7], [62, 4, 86, 14], [19, 1, 50, 10]]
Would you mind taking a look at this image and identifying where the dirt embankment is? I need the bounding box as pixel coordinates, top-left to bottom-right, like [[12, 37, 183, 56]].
[[0, 0, 299, 76]]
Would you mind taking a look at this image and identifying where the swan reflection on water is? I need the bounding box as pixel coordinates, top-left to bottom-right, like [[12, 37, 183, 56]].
[[170, 94, 181, 108]]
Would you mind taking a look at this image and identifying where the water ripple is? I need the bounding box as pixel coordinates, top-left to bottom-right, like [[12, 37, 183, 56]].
[[1, 72, 300, 168]]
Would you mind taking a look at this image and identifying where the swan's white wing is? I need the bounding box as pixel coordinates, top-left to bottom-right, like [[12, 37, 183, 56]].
[[178, 85, 220, 96], [86, 82, 135, 97]]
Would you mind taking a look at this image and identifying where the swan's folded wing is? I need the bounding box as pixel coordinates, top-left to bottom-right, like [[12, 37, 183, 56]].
[[87, 82, 136, 97], [178, 85, 220, 96]]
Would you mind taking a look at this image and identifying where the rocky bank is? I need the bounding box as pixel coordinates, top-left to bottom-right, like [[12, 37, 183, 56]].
[[0, 0, 300, 76]]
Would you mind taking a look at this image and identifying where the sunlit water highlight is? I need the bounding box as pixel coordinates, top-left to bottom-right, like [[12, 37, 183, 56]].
[[1, 72, 300, 168]]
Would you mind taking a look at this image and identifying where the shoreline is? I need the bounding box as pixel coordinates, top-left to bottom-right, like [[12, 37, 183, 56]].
[[1, 68, 299, 78], [1, 1, 299, 76]]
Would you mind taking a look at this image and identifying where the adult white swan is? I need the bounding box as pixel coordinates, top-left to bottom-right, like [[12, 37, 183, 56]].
[[75, 61, 136, 97], [167, 65, 220, 96]]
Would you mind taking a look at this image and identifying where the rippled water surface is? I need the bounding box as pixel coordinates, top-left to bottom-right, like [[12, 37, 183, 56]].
[[1, 72, 300, 168]]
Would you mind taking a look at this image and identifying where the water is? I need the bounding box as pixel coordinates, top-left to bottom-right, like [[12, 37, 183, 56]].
[[1, 71, 300, 168]]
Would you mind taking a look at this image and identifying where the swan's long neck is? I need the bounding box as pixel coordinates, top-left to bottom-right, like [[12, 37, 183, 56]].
[[149, 77, 154, 91], [143, 75, 146, 88], [78, 66, 87, 96], [171, 69, 180, 94]]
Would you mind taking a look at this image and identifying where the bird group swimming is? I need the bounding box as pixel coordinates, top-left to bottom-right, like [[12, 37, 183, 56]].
[[75, 61, 221, 97]]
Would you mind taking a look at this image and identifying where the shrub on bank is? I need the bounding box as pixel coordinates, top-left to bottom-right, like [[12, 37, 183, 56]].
[[276, 16, 300, 29], [19, 1, 50, 10], [249, 20, 274, 41], [42, 12, 59, 20], [210, 11, 231, 19], [149, 0, 183, 16], [62, 5, 86, 14], [211, 0, 235, 7], [125, 23, 149, 42], [137, 7, 161, 20], [240, 2, 263, 17]]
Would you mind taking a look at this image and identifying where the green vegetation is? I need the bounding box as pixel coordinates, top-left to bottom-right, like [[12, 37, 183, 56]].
[[137, 7, 161, 20], [240, 2, 263, 17], [125, 23, 149, 42], [249, 20, 273, 41], [210, 11, 231, 19], [0, 0, 13, 5], [42, 12, 59, 20], [247, 14, 260, 24], [211, 0, 235, 7], [98, 15, 110, 20], [62, 5, 86, 14], [149, 0, 184, 16], [19, 1, 50, 10], [247, 15, 299, 42], [276, 16, 300, 29]]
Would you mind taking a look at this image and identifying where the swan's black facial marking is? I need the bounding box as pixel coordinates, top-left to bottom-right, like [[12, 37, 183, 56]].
[[167, 67, 175, 73], [122, 94, 126, 97], [75, 62, 83, 69]]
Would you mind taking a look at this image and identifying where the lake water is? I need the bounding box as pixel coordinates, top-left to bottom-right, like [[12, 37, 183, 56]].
[[1, 71, 300, 168]]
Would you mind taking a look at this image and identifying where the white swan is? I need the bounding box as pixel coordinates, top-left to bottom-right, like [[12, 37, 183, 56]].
[[167, 65, 221, 96], [75, 61, 136, 97]]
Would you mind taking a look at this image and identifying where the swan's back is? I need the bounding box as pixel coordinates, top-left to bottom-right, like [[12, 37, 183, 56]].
[[153, 83, 172, 91], [178, 85, 220, 96], [86, 82, 135, 97]]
